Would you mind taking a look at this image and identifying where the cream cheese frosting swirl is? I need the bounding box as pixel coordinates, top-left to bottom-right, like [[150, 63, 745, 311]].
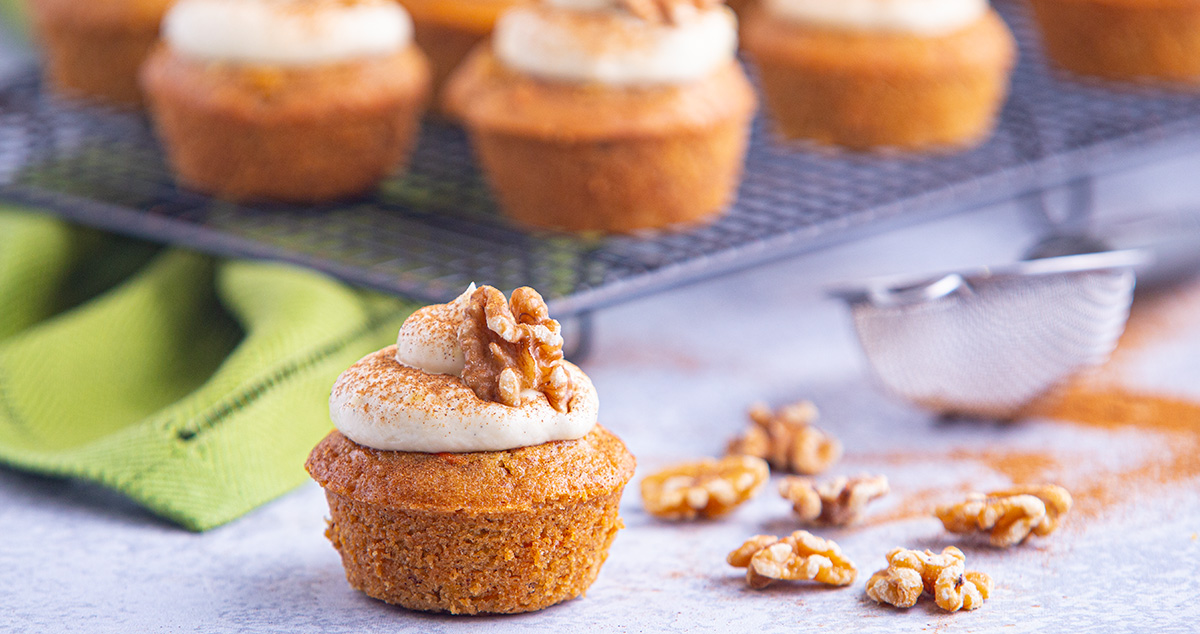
[[493, 1, 738, 86], [330, 286, 600, 453], [764, 0, 988, 36], [163, 0, 413, 66]]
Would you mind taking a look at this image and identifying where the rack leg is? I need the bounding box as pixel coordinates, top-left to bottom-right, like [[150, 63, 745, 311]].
[[1020, 176, 1107, 259], [561, 310, 595, 364]]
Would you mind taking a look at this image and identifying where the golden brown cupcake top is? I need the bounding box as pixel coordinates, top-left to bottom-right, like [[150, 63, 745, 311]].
[[306, 425, 635, 511]]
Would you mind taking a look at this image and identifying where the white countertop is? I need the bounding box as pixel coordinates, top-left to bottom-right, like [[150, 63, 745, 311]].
[[4, 151, 1200, 632]]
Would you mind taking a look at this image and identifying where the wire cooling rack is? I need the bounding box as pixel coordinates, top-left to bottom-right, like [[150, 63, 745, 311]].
[[3, 1, 1200, 316]]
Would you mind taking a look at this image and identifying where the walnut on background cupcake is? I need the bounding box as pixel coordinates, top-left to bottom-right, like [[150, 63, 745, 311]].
[[1029, 0, 1200, 84], [445, 0, 757, 234], [28, 0, 173, 106], [140, 0, 430, 203], [743, 0, 1016, 151], [306, 285, 636, 614], [396, 0, 532, 116]]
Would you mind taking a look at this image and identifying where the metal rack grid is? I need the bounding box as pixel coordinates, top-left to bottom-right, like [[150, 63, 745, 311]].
[[3, 1, 1200, 316]]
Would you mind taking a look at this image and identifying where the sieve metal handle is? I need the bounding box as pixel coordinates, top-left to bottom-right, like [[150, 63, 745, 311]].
[[865, 273, 971, 308]]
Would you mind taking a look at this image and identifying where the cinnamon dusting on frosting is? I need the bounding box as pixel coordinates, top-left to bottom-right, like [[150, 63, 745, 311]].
[[394, 284, 475, 376], [493, 0, 737, 85], [459, 286, 575, 412], [618, 0, 722, 25]]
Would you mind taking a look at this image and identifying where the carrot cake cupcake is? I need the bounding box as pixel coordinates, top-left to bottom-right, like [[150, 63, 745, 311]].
[[306, 285, 636, 615], [743, 0, 1017, 150], [1029, 0, 1200, 84], [397, 0, 531, 115], [141, 0, 430, 203], [445, 0, 757, 233], [28, 0, 174, 106]]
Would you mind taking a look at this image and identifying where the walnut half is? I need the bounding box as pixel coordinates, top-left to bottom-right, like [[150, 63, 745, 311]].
[[865, 546, 992, 612], [727, 401, 842, 474], [779, 474, 890, 526], [458, 286, 574, 412], [935, 484, 1073, 547], [641, 455, 769, 520], [727, 530, 857, 589]]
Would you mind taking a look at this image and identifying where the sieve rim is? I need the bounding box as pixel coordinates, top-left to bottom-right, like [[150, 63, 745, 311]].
[[826, 249, 1148, 307]]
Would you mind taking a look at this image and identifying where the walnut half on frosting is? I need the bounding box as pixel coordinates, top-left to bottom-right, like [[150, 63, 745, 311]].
[[458, 286, 574, 412]]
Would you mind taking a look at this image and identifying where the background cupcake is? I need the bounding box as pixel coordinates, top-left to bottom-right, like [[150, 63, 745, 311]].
[[396, 0, 530, 115], [1030, 0, 1200, 84], [743, 0, 1016, 151], [445, 0, 757, 234], [28, 0, 174, 106], [141, 0, 430, 203]]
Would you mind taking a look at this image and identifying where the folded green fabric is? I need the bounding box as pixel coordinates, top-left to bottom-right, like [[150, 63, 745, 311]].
[[0, 207, 416, 530], [0, 0, 28, 43]]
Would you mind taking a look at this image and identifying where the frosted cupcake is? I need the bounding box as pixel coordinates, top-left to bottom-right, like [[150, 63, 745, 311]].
[[28, 0, 174, 105], [445, 0, 757, 233], [397, 0, 531, 114], [141, 0, 430, 203], [1030, 0, 1200, 84], [743, 0, 1016, 150], [306, 285, 636, 614]]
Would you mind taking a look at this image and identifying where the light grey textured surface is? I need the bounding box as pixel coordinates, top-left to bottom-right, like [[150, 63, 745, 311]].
[[4, 152, 1200, 633]]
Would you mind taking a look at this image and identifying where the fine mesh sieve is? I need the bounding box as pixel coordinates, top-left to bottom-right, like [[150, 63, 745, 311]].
[[829, 250, 1146, 419]]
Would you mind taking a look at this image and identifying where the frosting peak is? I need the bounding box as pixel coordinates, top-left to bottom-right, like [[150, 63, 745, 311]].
[[163, 0, 413, 66], [394, 284, 475, 377]]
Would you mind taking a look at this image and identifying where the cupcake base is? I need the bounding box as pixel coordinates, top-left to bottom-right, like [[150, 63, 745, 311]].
[[744, 9, 1016, 151], [1030, 0, 1200, 84], [324, 488, 624, 614], [445, 51, 757, 234], [140, 47, 430, 204], [306, 425, 635, 615]]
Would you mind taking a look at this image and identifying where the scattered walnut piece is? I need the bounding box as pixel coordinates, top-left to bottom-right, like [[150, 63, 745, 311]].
[[727, 530, 857, 589], [779, 474, 890, 526], [886, 546, 966, 593], [619, 0, 723, 24], [865, 567, 923, 608], [934, 569, 993, 612], [726, 401, 843, 474], [866, 546, 991, 612], [458, 286, 574, 412], [935, 484, 1073, 547], [989, 484, 1073, 537], [641, 455, 769, 520]]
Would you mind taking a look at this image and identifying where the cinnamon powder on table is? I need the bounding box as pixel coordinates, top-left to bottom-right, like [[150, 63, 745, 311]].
[[1027, 281, 1200, 518], [1025, 386, 1200, 519], [855, 281, 1200, 526]]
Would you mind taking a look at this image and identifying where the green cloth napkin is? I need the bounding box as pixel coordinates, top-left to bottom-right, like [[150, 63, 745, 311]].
[[0, 0, 27, 42], [0, 207, 416, 530]]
